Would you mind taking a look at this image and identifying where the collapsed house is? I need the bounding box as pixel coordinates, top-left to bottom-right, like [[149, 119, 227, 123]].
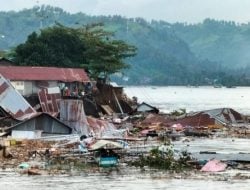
[[0, 65, 135, 118], [136, 108, 247, 135], [0, 74, 72, 138], [94, 80, 134, 115], [0, 73, 127, 139], [170, 108, 245, 127]]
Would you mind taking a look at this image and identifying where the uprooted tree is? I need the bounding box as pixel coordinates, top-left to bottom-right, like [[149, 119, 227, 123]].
[[12, 23, 137, 82]]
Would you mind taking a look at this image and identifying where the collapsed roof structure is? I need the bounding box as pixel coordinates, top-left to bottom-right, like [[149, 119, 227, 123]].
[[172, 108, 245, 127], [0, 74, 37, 121]]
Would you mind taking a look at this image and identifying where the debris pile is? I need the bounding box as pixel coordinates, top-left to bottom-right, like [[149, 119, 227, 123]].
[[1, 73, 250, 176]]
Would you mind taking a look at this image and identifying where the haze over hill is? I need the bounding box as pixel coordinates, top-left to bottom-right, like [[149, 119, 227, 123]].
[[2, 0, 250, 23], [0, 6, 250, 85]]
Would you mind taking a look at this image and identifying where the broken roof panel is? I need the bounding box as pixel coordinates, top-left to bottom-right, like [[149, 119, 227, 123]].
[[0, 66, 89, 82], [87, 117, 119, 138], [170, 112, 216, 127], [0, 74, 37, 120], [38, 87, 61, 116], [172, 108, 245, 127], [204, 108, 244, 125]]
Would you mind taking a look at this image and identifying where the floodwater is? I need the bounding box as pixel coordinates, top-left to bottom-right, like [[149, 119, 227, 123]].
[[124, 86, 250, 114], [1, 170, 250, 190], [173, 138, 250, 154], [2, 138, 250, 189]]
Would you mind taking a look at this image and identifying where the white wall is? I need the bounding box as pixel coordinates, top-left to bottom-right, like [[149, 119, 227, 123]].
[[11, 81, 24, 95], [11, 80, 84, 96], [11, 81, 59, 96]]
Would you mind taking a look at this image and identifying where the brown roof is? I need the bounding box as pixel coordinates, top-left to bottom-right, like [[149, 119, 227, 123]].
[[0, 66, 89, 82], [169, 113, 216, 127]]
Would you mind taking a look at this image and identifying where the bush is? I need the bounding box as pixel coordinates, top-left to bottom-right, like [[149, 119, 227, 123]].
[[129, 144, 192, 171]]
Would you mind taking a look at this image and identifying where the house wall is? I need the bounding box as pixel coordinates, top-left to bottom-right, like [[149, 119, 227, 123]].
[[11, 80, 84, 96], [11, 81, 24, 95], [11, 81, 59, 96], [24, 81, 33, 95]]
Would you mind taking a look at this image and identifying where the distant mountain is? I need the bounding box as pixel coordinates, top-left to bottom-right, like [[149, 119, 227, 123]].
[[170, 18, 250, 69], [0, 6, 249, 85]]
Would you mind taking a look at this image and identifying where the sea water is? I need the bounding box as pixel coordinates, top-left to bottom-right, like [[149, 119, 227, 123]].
[[124, 86, 250, 114]]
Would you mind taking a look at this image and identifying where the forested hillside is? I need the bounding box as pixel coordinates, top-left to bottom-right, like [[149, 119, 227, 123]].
[[171, 19, 250, 69], [0, 6, 249, 85]]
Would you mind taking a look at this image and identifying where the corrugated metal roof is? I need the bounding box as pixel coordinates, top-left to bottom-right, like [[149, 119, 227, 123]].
[[0, 74, 37, 120], [87, 117, 118, 137], [170, 113, 216, 127], [9, 112, 72, 135], [60, 99, 90, 135], [0, 66, 89, 82], [203, 108, 244, 125], [38, 88, 61, 116], [171, 108, 244, 127]]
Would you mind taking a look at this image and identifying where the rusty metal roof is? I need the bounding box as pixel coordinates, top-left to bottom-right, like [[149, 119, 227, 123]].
[[170, 108, 245, 127], [0, 66, 89, 82], [38, 88, 61, 117], [0, 74, 37, 120]]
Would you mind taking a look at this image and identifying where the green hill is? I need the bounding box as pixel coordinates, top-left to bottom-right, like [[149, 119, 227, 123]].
[[0, 6, 249, 85]]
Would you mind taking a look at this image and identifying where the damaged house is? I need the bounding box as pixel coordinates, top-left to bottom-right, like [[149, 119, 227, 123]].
[[0, 66, 90, 96], [0, 74, 72, 138], [9, 113, 73, 139], [0, 65, 133, 117], [170, 108, 245, 128]]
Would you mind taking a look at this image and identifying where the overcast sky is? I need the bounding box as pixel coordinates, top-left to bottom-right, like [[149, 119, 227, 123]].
[[1, 0, 250, 23]]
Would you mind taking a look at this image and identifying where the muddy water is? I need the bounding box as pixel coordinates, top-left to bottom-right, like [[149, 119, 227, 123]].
[[173, 138, 250, 154], [1, 170, 250, 190], [2, 137, 250, 189]]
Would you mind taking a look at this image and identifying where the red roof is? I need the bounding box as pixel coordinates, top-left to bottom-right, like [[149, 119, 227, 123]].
[[0, 66, 89, 82]]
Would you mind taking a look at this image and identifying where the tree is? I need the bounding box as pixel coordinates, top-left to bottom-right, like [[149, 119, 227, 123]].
[[79, 23, 137, 81], [13, 23, 137, 81], [13, 24, 86, 67]]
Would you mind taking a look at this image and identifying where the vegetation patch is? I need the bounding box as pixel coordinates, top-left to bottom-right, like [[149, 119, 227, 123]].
[[129, 144, 192, 172]]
